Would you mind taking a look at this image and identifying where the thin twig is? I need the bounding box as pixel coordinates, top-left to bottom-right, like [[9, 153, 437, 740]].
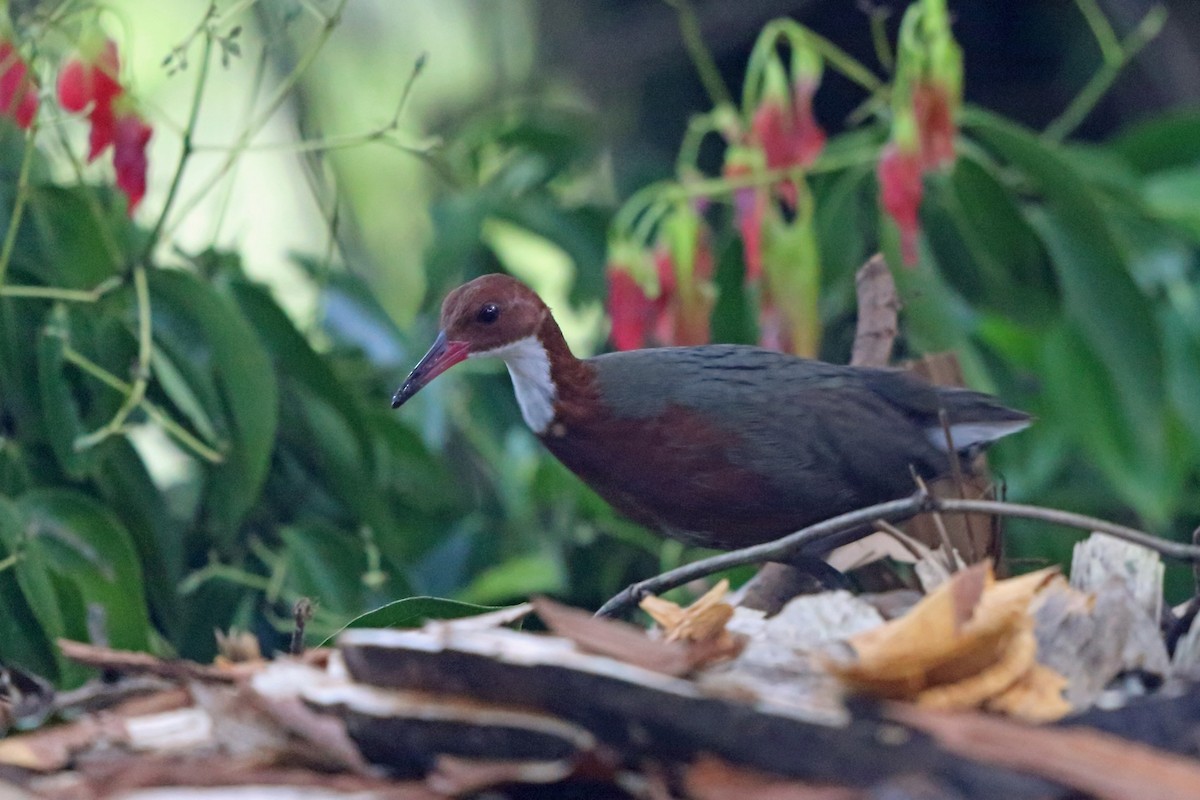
[[143, 5, 217, 261], [57, 339, 224, 463], [664, 0, 732, 109], [1044, 3, 1166, 141], [0, 125, 38, 289], [595, 492, 1200, 617], [0, 276, 123, 303], [73, 264, 153, 451], [161, 0, 351, 242], [937, 408, 981, 563]]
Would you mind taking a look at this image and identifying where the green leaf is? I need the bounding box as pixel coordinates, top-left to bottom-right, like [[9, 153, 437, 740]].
[[457, 552, 563, 606], [1109, 110, 1200, 174], [319, 596, 508, 647], [1040, 324, 1179, 524], [36, 306, 92, 479], [941, 156, 1058, 323], [149, 270, 278, 541], [229, 280, 373, 469], [281, 525, 367, 616], [150, 346, 221, 447], [22, 187, 124, 289], [91, 440, 182, 638], [1142, 167, 1200, 241], [16, 489, 152, 654], [0, 500, 58, 680], [965, 108, 1164, 422]]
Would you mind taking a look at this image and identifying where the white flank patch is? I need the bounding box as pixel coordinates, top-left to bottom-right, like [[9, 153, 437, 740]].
[[471, 335, 557, 434], [925, 418, 1032, 452]]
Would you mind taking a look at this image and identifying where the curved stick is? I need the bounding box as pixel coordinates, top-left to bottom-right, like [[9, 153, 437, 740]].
[[594, 492, 1200, 618]]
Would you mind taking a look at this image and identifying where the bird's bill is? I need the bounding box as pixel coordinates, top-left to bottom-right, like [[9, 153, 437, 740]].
[[391, 331, 471, 408]]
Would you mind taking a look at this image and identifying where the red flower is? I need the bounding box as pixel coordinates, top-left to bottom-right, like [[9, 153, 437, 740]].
[[878, 142, 924, 267], [607, 238, 714, 350], [733, 186, 767, 282], [749, 78, 825, 209], [913, 82, 956, 170], [750, 79, 825, 173], [113, 110, 152, 214], [0, 41, 39, 129], [607, 268, 658, 352], [58, 38, 124, 161]]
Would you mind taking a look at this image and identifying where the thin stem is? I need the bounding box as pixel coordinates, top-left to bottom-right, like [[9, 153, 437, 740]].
[[595, 491, 1200, 617], [179, 562, 273, 595], [0, 125, 38, 290], [58, 340, 224, 463], [1044, 4, 1166, 142], [807, 29, 883, 94], [1, 276, 123, 303], [161, 0, 350, 242], [675, 113, 722, 177], [48, 110, 126, 271], [1075, 0, 1123, 63], [865, 2, 894, 73], [143, 9, 216, 259], [74, 264, 153, 451], [189, 128, 438, 156], [664, 0, 732, 109]]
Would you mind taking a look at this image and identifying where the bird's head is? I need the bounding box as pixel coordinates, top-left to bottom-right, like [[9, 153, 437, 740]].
[[391, 274, 549, 408]]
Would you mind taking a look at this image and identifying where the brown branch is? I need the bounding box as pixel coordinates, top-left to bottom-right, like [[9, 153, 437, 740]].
[[850, 253, 899, 368], [595, 493, 1200, 618]]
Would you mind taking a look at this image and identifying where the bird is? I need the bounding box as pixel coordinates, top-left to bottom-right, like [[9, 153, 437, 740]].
[[391, 273, 1030, 553]]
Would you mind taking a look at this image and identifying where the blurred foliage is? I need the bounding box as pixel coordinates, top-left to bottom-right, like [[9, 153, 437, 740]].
[[0, 0, 1197, 689]]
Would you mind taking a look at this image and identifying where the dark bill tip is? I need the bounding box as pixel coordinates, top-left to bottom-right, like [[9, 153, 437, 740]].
[[390, 331, 470, 409]]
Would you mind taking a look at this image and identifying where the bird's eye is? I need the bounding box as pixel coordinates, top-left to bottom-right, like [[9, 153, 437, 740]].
[[476, 303, 500, 324]]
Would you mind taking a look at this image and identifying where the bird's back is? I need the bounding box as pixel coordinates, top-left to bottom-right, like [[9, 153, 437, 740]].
[[546, 344, 1026, 548]]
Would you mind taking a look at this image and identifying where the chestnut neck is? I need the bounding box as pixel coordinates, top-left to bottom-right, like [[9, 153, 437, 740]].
[[533, 313, 598, 429]]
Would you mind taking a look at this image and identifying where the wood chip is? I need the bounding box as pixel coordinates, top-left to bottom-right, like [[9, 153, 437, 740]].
[[892, 704, 1200, 800], [532, 596, 697, 676]]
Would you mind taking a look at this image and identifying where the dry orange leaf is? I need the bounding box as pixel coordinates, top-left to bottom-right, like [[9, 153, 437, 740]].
[[640, 579, 734, 643], [826, 563, 1068, 721]]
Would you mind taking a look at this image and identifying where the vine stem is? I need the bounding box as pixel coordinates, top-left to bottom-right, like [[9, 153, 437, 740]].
[[160, 0, 351, 243], [1044, 2, 1166, 142], [57, 338, 224, 463], [611, 147, 878, 246], [664, 0, 732, 109], [73, 263, 153, 451], [0, 124, 38, 290], [142, 4, 217, 260], [0, 277, 123, 303], [595, 490, 1200, 618]]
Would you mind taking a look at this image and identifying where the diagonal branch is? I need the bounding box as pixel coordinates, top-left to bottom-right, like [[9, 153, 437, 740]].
[[595, 491, 1200, 617]]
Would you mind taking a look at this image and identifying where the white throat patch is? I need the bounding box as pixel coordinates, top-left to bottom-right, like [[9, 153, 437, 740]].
[[470, 335, 557, 434]]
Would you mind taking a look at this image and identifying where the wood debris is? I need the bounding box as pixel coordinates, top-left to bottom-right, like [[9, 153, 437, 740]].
[[0, 535, 1192, 798]]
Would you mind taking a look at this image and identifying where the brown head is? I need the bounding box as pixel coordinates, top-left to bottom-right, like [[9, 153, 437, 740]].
[[391, 274, 553, 409]]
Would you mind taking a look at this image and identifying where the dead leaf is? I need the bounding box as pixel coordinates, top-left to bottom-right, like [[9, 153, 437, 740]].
[[640, 580, 734, 643], [532, 597, 695, 676], [0, 715, 118, 771], [826, 564, 1068, 720], [984, 663, 1072, 723], [638, 580, 744, 668]]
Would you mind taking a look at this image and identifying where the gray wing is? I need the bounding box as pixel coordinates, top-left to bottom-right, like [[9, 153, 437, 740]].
[[588, 345, 1026, 506]]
